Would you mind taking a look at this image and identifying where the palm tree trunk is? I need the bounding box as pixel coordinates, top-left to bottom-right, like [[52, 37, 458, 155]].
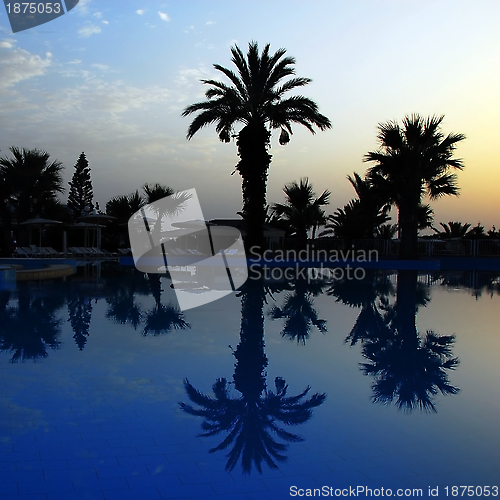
[[296, 228, 308, 250], [236, 123, 272, 254], [398, 196, 419, 259]]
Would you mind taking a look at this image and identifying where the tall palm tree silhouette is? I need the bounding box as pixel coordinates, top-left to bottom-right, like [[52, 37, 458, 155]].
[[270, 178, 330, 248], [365, 115, 465, 259], [183, 42, 331, 251], [268, 276, 327, 344], [180, 275, 325, 473]]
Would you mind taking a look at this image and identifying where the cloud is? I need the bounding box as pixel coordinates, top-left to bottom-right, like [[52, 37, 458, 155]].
[[78, 23, 102, 37], [175, 67, 212, 88], [91, 63, 109, 70], [136, 9, 145, 15], [76, 0, 91, 14], [102, 20, 109, 25], [0, 45, 51, 90], [206, 21, 216, 25], [158, 11, 170, 22], [0, 40, 15, 49], [39, 79, 171, 115]]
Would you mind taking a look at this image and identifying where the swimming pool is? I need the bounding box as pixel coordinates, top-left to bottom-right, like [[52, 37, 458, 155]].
[[0, 268, 499, 499]]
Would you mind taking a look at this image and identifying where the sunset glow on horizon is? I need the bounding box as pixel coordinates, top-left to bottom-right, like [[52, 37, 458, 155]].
[[1, 0, 498, 229]]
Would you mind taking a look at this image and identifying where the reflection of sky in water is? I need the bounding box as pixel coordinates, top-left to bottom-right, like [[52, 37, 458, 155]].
[[0, 270, 499, 497]]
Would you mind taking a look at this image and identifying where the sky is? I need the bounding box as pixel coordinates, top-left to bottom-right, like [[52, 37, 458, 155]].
[[0, 0, 499, 230]]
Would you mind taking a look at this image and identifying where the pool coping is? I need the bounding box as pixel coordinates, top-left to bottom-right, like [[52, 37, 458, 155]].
[[0, 258, 78, 281]]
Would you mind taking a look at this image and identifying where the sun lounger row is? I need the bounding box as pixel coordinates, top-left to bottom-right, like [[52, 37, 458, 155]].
[[14, 246, 62, 258], [13, 246, 117, 258], [68, 247, 117, 258]]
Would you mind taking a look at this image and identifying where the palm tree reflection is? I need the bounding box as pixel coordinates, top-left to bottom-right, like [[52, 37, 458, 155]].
[[104, 271, 189, 336], [268, 275, 327, 344], [105, 272, 145, 330], [361, 270, 459, 412], [328, 270, 394, 346], [0, 285, 63, 362], [142, 274, 189, 335], [180, 275, 326, 473], [331, 270, 459, 412]]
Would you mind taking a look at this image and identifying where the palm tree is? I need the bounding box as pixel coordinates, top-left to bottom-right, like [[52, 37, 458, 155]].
[[365, 115, 465, 259], [432, 221, 471, 239], [417, 203, 434, 232], [375, 223, 398, 239], [105, 184, 189, 250], [0, 147, 64, 255], [182, 42, 331, 252], [270, 178, 330, 248], [465, 222, 486, 239], [320, 173, 389, 241], [142, 183, 174, 204]]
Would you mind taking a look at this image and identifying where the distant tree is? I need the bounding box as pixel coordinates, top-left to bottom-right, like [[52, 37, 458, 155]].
[[67, 152, 94, 218], [432, 221, 471, 239], [487, 226, 500, 238], [320, 173, 389, 241], [104, 184, 182, 249], [320, 200, 365, 241], [465, 222, 486, 239], [321, 199, 389, 241], [142, 183, 175, 204], [375, 223, 398, 239], [270, 178, 330, 247], [365, 115, 465, 259]]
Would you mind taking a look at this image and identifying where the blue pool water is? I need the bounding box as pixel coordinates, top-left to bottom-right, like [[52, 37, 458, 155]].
[[0, 267, 499, 499]]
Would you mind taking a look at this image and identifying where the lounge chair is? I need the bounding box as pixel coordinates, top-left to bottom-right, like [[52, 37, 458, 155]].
[[30, 245, 47, 257], [36, 247, 53, 257], [21, 246, 36, 257], [14, 247, 30, 258], [44, 247, 63, 257], [68, 247, 87, 257]]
